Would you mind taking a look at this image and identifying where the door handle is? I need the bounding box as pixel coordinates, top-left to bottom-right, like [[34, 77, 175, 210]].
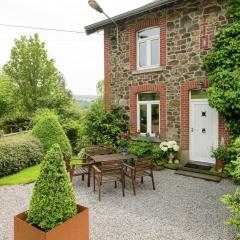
[[202, 128, 206, 134]]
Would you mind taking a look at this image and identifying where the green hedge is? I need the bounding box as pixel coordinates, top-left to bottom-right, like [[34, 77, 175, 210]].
[[0, 135, 44, 177], [30, 111, 72, 156]]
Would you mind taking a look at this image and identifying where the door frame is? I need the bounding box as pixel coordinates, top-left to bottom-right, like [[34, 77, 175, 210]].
[[189, 94, 219, 163]]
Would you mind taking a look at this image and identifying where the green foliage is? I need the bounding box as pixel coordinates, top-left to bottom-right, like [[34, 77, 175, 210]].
[[225, 137, 240, 176], [204, 19, 240, 137], [152, 145, 166, 166], [230, 157, 240, 184], [128, 140, 153, 158], [0, 135, 43, 177], [0, 73, 18, 119], [227, 0, 240, 21], [82, 100, 129, 147], [0, 115, 31, 134], [27, 144, 77, 232], [1, 34, 74, 124], [30, 111, 72, 155], [212, 145, 229, 161], [62, 120, 81, 155], [222, 189, 240, 239]]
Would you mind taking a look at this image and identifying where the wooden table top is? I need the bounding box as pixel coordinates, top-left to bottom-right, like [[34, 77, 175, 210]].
[[90, 153, 137, 163]]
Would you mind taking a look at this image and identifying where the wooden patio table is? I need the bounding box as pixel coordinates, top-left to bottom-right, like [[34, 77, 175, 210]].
[[90, 153, 137, 164]]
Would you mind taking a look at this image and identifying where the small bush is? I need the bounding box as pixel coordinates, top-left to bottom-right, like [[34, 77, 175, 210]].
[[0, 135, 43, 177], [128, 140, 153, 158], [30, 111, 72, 155], [225, 137, 240, 176], [27, 144, 77, 232], [62, 120, 81, 155], [222, 189, 240, 239], [82, 100, 129, 147], [152, 145, 166, 166]]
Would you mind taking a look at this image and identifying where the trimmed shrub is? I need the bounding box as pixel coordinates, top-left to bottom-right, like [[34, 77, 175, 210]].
[[31, 111, 72, 155], [0, 135, 43, 177], [27, 144, 77, 232]]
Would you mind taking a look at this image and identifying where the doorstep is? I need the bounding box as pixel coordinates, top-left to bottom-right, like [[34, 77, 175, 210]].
[[175, 170, 221, 182]]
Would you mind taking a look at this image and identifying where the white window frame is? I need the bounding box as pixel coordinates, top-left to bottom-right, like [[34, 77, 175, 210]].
[[137, 27, 160, 70], [137, 96, 160, 137]]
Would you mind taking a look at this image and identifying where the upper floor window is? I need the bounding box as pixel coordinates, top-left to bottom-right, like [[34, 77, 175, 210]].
[[137, 27, 160, 70]]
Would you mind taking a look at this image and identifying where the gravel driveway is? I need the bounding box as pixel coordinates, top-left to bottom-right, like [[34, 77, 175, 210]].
[[0, 169, 237, 240]]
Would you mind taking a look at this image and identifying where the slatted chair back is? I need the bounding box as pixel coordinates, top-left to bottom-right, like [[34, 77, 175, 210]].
[[134, 156, 153, 173], [100, 160, 123, 178]]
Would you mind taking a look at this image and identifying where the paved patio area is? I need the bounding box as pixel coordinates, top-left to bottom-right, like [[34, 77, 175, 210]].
[[0, 169, 237, 240]]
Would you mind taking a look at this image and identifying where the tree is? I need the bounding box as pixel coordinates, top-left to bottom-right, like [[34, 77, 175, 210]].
[[204, 2, 240, 137], [96, 80, 104, 97], [0, 72, 18, 119], [3, 34, 71, 115], [27, 144, 77, 231]]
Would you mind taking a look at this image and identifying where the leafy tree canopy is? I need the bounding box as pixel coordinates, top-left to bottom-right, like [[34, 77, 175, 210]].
[[3, 34, 72, 115]]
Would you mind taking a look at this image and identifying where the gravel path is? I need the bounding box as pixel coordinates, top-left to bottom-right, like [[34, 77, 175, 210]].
[[0, 169, 237, 240]]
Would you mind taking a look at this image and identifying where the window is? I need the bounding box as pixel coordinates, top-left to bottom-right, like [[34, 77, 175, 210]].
[[137, 27, 160, 69], [137, 92, 160, 136]]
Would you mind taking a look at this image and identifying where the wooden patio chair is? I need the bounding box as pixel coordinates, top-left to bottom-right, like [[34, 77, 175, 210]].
[[92, 160, 125, 201], [70, 144, 115, 187], [123, 156, 155, 196]]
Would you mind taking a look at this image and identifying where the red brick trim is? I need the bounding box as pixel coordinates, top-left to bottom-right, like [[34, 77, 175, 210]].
[[130, 84, 167, 138], [180, 80, 229, 150], [104, 28, 111, 110], [129, 16, 167, 71]]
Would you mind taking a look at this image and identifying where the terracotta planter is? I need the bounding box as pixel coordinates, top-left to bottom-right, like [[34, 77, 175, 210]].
[[215, 159, 224, 172], [14, 205, 89, 240]]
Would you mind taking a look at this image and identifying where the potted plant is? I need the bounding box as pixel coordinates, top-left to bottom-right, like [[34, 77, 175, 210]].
[[119, 131, 130, 155], [212, 145, 228, 172], [159, 141, 180, 164], [14, 144, 89, 240]]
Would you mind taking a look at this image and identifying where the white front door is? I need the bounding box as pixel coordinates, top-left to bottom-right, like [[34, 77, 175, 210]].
[[190, 100, 218, 164]]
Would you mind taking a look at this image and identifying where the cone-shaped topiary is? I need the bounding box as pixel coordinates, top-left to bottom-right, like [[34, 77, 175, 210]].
[[30, 111, 72, 155], [27, 144, 77, 232]]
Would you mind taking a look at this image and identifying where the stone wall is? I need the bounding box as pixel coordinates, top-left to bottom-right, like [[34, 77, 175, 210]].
[[104, 0, 228, 146]]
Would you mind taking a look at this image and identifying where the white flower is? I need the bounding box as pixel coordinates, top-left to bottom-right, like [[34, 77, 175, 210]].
[[161, 146, 168, 152], [173, 144, 180, 152], [160, 142, 168, 148]]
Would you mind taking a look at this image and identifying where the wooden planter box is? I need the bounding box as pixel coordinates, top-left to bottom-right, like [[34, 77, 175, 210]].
[[14, 205, 89, 240]]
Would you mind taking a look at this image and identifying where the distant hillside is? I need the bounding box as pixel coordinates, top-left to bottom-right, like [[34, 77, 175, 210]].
[[74, 95, 97, 108]]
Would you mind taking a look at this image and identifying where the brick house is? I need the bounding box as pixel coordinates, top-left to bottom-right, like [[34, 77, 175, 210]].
[[85, 0, 229, 164]]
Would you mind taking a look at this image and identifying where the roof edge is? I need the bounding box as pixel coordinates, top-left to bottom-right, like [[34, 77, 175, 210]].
[[85, 0, 183, 35]]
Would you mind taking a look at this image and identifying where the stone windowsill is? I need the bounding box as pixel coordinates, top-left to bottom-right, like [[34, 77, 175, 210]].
[[132, 67, 164, 75]]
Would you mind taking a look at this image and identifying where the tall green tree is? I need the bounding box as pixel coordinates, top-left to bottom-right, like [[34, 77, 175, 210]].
[[3, 34, 71, 115], [0, 72, 18, 118], [204, 1, 240, 137]]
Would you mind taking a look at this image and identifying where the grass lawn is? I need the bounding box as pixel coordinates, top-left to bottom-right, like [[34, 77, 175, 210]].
[[0, 164, 41, 186], [0, 158, 82, 186]]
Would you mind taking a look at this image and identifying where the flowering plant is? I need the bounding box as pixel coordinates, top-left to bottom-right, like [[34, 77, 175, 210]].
[[160, 141, 180, 153], [159, 141, 180, 163]]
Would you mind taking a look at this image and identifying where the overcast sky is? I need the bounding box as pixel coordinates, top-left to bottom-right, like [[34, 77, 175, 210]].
[[0, 0, 150, 95]]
